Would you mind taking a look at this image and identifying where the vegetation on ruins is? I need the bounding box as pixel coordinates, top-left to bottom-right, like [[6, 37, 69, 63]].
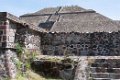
[[15, 43, 61, 80], [15, 43, 23, 58]]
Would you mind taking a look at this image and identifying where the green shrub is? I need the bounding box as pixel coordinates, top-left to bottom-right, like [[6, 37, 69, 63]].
[[15, 43, 23, 57]]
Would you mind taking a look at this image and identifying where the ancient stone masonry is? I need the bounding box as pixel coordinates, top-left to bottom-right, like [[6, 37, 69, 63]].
[[4, 50, 18, 79], [41, 32, 120, 56], [0, 18, 18, 79], [0, 12, 42, 79], [0, 49, 18, 79], [0, 50, 8, 80], [24, 31, 41, 52], [15, 28, 41, 53]]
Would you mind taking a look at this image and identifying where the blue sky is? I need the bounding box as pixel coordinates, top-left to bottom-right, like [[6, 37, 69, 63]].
[[0, 0, 120, 20]]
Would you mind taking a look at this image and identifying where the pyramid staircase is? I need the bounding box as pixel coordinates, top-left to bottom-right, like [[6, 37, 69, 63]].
[[88, 59, 120, 80]]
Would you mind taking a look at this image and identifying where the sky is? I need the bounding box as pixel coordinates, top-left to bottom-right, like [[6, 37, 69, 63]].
[[0, 0, 120, 20]]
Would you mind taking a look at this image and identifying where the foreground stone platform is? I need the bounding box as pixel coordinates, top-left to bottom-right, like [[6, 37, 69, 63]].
[[34, 56, 120, 80]]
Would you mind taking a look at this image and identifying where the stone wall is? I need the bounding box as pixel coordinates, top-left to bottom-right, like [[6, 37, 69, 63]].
[[6, 21, 17, 48], [0, 20, 7, 48], [0, 20, 21, 79], [5, 49, 17, 79], [24, 31, 41, 52], [0, 49, 17, 79], [15, 27, 41, 53], [0, 20, 17, 48], [41, 32, 120, 56], [0, 19, 41, 52], [0, 50, 8, 80], [0, 19, 18, 79]]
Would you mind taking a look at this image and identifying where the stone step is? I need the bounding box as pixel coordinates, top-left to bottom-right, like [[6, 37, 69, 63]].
[[93, 59, 120, 63], [90, 73, 120, 79], [90, 73, 109, 78], [89, 78, 110, 80], [90, 77, 120, 80], [90, 59, 120, 65], [90, 67, 120, 73], [90, 63, 120, 68]]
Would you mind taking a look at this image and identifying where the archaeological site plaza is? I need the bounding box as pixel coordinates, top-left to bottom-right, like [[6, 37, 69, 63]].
[[0, 6, 120, 80]]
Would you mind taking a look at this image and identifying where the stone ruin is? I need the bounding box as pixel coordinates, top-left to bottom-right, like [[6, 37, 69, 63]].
[[0, 6, 120, 80]]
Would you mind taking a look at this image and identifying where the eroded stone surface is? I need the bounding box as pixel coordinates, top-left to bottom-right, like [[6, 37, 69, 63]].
[[0, 51, 8, 80], [74, 57, 89, 80]]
